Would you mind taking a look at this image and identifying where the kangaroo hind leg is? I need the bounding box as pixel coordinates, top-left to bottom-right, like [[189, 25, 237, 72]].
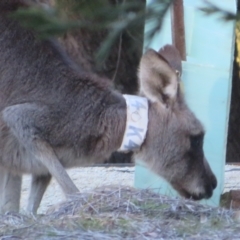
[[0, 167, 22, 213]]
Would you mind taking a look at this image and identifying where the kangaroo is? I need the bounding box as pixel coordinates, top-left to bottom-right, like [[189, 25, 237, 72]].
[[0, 0, 217, 214]]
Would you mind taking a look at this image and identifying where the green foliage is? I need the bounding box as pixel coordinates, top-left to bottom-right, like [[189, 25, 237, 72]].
[[10, 7, 78, 38], [10, 0, 237, 64], [200, 0, 237, 21], [10, 0, 174, 64]]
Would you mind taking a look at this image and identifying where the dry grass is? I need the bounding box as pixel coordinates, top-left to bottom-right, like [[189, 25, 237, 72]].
[[1, 186, 239, 240]]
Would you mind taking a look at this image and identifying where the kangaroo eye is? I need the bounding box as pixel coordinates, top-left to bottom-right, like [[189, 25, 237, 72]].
[[190, 134, 203, 149]]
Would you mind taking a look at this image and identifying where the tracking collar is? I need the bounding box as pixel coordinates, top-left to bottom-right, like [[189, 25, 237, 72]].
[[118, 95, 149, 152]]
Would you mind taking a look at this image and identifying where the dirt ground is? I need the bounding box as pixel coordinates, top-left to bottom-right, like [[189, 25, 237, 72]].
[[1, 165, 240, 239], [2, 186, 240, 240], [21, 166, 135, 214], [19, 164, 240, 214]]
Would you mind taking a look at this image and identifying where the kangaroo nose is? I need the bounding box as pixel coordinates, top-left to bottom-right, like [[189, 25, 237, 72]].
[[204, 173, 217, 199]]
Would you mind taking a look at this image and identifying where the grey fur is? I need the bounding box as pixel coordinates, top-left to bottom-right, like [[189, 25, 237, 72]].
[[0, 1, 217, 214]]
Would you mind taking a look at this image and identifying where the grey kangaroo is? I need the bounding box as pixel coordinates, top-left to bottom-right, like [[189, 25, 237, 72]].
[[0, 0, 217, 214]]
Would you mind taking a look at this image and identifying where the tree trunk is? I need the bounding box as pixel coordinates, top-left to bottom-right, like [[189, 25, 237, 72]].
[[226, 0, 240, 163]]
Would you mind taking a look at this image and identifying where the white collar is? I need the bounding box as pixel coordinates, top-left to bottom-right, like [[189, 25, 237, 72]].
[[118, 94, 149, 152]]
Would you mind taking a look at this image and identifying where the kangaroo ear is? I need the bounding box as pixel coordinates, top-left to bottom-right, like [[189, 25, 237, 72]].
[[138, 44, 182, 107]]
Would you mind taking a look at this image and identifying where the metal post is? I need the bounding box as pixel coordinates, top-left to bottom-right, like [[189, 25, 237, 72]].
[[171, 0, 186, 60]]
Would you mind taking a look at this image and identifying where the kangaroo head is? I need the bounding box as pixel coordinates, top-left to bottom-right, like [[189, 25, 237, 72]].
[[136, 44, 217, 200]]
